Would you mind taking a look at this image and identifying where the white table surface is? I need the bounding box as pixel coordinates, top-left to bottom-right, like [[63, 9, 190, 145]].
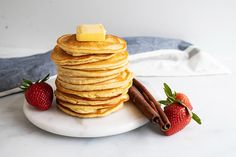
[[0, 51, 236, 157]]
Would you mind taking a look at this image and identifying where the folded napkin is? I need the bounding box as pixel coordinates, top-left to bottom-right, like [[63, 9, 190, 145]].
[[129, 46, 231, 77], [0, 52, 56, 97], [0, 36, 230, 97]]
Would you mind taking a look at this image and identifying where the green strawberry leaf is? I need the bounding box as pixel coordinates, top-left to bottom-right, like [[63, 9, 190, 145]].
[[163, 83, 173, 97], [19, 85, 26, 89], [158, 100, 169, 105], [163, 83, 177, 104], [23, 79, 32, 85], [22, 81, 30, 87], [19, 85, 27, 91], [192, 112, 202, 125]]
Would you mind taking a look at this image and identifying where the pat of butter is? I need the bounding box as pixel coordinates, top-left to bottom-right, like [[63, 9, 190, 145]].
[[76, 24, 106, 41]]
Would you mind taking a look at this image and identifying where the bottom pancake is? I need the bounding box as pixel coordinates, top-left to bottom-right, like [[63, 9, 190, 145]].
[[57, 102, 124, 118], [55, 90, 129, 106]]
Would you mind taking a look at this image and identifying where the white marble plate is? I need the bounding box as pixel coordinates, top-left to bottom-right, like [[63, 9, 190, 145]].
[[23, 76, 149, 137]]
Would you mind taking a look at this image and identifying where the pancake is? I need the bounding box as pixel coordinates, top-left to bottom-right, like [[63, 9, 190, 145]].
[[57, 99, 112, 114], [57, 34, 127, 56], [51, 46, 116, 65], [56, 70, 133, 91], [61, 51, 128, 70], [55, 90, 129, 105], [57, 102, 124, 118], [57, 64, 128, 77], [57, 73, 119, 85], [56, 80, 132, 98]]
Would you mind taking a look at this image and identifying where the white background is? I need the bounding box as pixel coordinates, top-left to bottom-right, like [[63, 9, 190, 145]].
[[0, 0, 236, 55]]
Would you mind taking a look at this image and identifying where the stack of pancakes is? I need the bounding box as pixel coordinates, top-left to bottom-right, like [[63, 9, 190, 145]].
[[51, 34, 133, 118]]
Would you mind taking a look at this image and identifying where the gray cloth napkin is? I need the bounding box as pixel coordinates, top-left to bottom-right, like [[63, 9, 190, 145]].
[[0, 36, 191, 96]]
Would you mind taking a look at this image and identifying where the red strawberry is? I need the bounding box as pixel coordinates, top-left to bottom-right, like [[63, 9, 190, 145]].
[[20, 74, 53, 111], [159, 83, 201, 136], [164, 103, 191, 135]]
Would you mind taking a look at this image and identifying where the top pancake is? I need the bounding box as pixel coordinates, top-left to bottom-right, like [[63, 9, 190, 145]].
[[57, 34, 127, 56], [51, 46, 116, 65]]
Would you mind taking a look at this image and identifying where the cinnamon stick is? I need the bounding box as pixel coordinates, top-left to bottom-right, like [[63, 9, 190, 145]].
[[128, 86, 161, 125], [129, 78, 171, 131]]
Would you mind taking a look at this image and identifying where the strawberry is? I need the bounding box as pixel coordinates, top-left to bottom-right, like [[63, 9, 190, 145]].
[[20, 74, 53, 111], [159, 83, 201, 136]]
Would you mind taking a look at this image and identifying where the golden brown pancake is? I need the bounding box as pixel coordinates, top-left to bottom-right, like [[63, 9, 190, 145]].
[[55, 90, 129, 105], [57, 34, 127, 56], [57, 73, 119, 85], [57, 64, 128, 77], [57, 102, 124, 118], [61, 51, 128, 70], [57, 99, 112, 114], [51, 46, 116, 65], [56, 79, 132, 98], [56, 70, 133, 91]]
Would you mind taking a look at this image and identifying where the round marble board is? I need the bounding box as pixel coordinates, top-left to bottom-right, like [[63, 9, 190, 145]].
[[23, 76, 149, 137]]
